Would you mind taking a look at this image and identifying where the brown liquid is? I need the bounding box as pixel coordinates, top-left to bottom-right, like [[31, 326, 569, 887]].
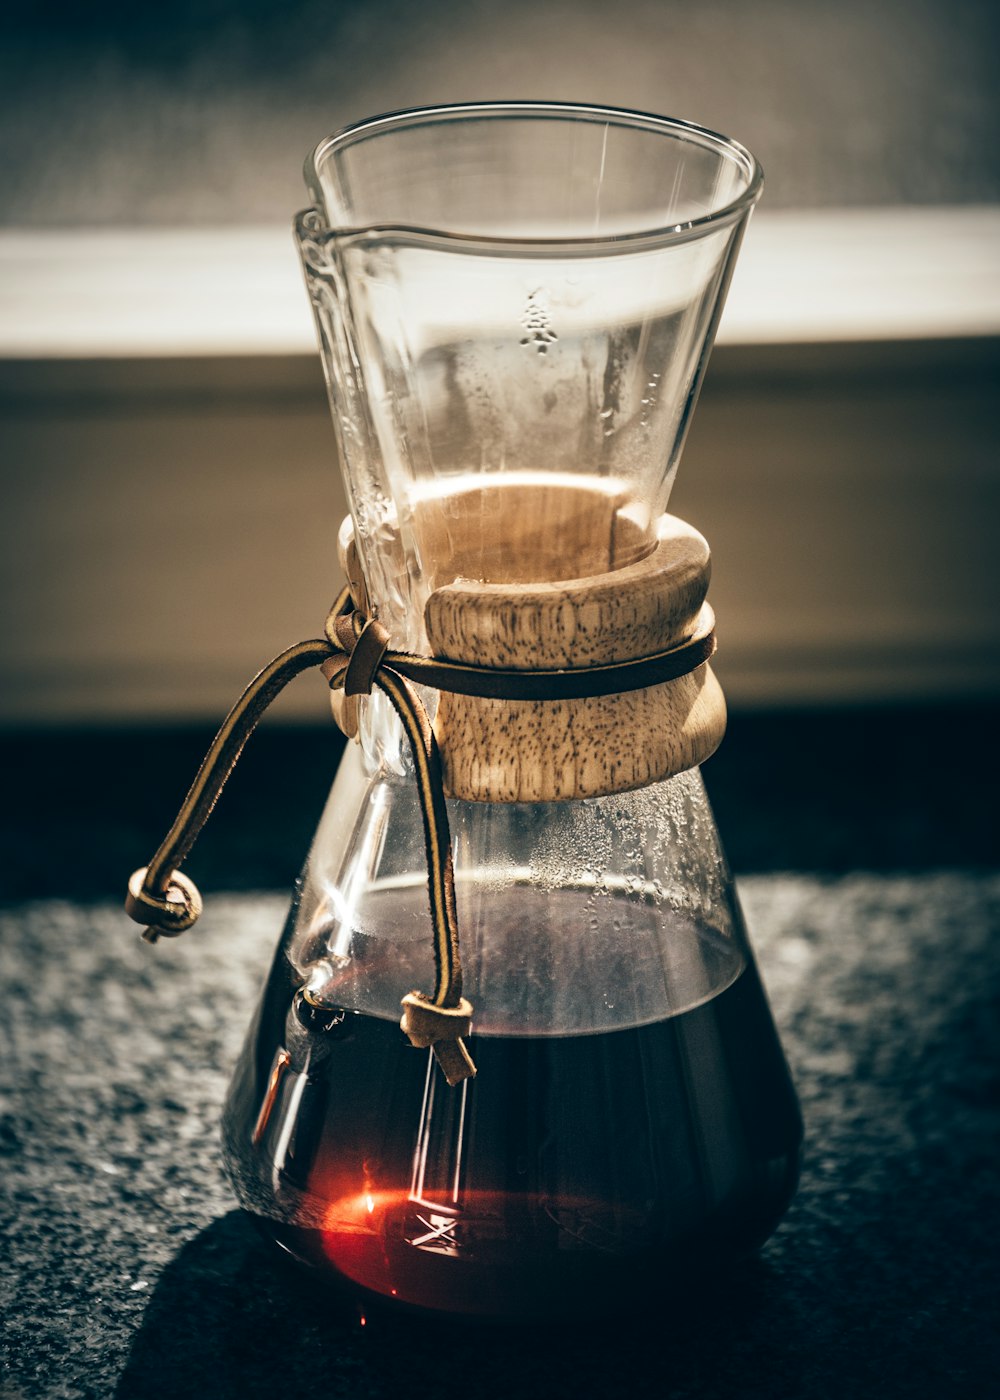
[[223, 959, 802, 1320]]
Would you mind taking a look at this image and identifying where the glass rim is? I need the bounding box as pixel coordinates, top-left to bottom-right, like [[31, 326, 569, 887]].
[[303, 101, 764, 253]]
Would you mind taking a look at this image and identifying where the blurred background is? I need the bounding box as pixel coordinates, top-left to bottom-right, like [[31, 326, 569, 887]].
[[0, 0, 998, 893], [2, 11, 999, 1398], [3, 0, 1000, 220]]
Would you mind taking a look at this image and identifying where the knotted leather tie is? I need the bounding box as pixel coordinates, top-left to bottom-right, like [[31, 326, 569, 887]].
[[126, 587, 716, 1085]]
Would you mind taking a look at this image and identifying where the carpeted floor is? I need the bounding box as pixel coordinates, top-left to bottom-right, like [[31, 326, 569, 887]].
[[2, 872, 997, 1399]]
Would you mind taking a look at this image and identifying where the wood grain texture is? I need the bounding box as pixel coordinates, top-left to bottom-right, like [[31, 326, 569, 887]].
[[337, 514, 370, 617], [434, 664, 726, 802], [413, 483, 726, 802], [425, 511, 712, 669]]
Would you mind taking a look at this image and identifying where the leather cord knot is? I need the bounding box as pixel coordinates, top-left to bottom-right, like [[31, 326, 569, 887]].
[[125, 866, 203, 942], [401, 991, 477, 1085], [125, 567, 718, 1088], [335, 614, 391, 697], [325, 603, 475, 1082], [125, 586, 477, 1084]]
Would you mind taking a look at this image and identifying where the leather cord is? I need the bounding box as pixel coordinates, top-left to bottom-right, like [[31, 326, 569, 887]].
[[125, 586, 716, 1085], [352, 607, 716, 701]]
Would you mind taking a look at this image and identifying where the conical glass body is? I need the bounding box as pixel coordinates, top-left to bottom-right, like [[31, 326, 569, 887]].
[[223, 755, 802, 1318], [222, 105, 801, 1319]]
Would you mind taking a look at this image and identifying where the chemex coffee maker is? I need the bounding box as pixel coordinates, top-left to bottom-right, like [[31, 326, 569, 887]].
[[126, 103, 802, 1321]]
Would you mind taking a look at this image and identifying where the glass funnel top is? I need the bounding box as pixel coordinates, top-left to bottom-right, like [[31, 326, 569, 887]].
[[305, 102, 762, 247], [298, 105, 761, 657]]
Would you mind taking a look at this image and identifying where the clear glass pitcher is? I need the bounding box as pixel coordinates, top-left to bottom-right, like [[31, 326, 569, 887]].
[[221, 103, 802, 1320]]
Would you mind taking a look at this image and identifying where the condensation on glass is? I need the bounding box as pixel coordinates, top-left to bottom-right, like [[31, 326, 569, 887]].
[[222, 104, 801, 1320]]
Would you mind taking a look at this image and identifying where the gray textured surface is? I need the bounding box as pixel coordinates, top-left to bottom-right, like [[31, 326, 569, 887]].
[[2, 874, 998, 1399], [2, 0, 998, 226]]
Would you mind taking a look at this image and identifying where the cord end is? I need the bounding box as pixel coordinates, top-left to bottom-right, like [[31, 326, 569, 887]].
[[125, 866, 203, 940]]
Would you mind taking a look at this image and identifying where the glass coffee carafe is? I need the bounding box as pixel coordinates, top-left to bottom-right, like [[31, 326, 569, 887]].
[[215, 104, 802, 1320]]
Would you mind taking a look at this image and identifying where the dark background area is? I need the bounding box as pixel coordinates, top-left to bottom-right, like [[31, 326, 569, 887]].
[[3, 700, 997, 908], [2, 0, 999, 226], [2, 755, 998, 1400]]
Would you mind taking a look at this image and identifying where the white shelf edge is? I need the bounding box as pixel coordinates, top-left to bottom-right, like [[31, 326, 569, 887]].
[[0, 207, 998, 359]]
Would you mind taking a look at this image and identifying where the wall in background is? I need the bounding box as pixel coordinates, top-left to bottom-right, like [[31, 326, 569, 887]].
[[2, 4, 998, 723], [1, 0, 998, 225], [3, 334, 997, 724]]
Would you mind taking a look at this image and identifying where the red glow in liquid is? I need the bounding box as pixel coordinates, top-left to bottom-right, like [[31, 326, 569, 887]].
[[224, 960, 802, 1320], [304, 1188, 693, 1316]]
